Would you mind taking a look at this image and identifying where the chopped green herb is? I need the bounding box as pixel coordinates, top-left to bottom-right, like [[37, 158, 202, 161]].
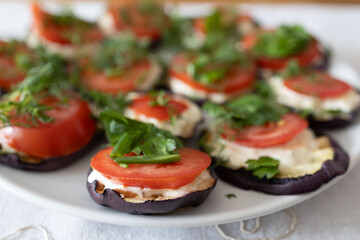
[[99, 109, 183, 167], [254, 25, 310, 58], [280, 60, 302, 79], [225, 193, 237, 199], [246, 156, 279, 179]]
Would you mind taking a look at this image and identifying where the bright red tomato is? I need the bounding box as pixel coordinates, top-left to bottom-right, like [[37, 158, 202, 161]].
[[129, 94, 188, 121], [0, 96, 96, 158], [31, 2, 103, 45], [283, 72, 351, 99], [170, 54, 255, 94], [91, 147, 211, 189], [81, 61, 152, 95], [222, 113, 308, 148]]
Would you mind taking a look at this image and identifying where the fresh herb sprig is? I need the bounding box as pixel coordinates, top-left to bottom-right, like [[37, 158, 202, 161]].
[[254, 25, 310, 58], [203, 93, 288, 130], [99, 109, 183, 167], [246, 156, 279, 179]]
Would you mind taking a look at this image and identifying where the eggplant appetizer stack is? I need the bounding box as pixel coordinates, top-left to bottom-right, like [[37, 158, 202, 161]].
[[0, 51, 97, 171], [201, 93, 349, 195], [87, 109, 216, 214], [98, 0, 169, 46], [268, 63, 360, 129], [243, 25, 330, 76], [28, 2, 103, 58]]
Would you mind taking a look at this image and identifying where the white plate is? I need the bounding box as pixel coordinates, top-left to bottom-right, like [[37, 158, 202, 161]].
[[0, 61, 359, 228]]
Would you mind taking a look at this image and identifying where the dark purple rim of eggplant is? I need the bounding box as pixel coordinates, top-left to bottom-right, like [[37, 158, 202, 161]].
[[87, 168, 217, 215], [214, 132, 349, 195], [306, 104, 360, 130], [0, 88, 7, 98], [0, 134, 101, 172]]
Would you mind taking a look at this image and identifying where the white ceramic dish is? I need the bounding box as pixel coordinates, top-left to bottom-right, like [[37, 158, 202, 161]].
[[0, 61, 359, 228]]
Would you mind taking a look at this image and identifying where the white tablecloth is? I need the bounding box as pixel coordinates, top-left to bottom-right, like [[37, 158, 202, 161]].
[[1, 3, 360, 240]]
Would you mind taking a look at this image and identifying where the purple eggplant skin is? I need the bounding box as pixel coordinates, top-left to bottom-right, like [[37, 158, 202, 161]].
[[214, 133, 349, 195], [0, 88, 7, 97], [87, 169, 217, 215], [0, 135, 100, 172]]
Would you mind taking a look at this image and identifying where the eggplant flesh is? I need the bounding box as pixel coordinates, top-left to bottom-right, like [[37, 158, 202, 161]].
[[87, 169, 216, 215], [214, 133, 349, 195], [0, 136, 100, 172]]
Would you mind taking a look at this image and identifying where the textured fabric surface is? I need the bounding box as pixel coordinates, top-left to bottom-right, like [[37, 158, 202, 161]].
[[1, 2, 360, 240]]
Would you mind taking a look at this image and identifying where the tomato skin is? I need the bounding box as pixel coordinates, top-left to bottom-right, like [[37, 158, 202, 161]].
[[129, 94, 188, 121], [81, 61, 152, 95], [109, 8, 162, 41], [31, 2, 103, 45], [283, 72, 351, 99], [0, 97, 97, 158], [170, 54, 255, 94], [222, 113, 308, 148], [91, 147, 211, 189], [256, 38, 322, 70]]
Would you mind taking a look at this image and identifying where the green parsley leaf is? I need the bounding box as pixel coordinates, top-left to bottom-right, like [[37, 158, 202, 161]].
[[254, 25, 310, 58], [225, 193, 237, 199], [246, 156, 279, 179]]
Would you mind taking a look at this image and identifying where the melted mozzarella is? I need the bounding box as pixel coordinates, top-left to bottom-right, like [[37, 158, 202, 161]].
[[124, 93, 202, 138], [208, 129, 334, 178], [88, 169, 213, 201], [269, 76, 360, 119], [169, 77, 250, 104], [98, 12, 117, 36], [27, 29, 98, 59]]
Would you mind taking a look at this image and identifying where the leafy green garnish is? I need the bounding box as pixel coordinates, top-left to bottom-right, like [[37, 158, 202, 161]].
[[225, 193, 237, 199], [203, 93, 288, 130], [280, 60, 302, 79], [99, 108, 183, 167], [246, 156, 279, 179], [149, 90, 170, 107], [254, 25, 310, 58], [91, 34, 149, 77]]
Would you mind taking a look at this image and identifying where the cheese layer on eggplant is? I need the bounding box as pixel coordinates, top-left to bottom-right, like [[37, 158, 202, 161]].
[[98, 12, 117, 36], [208, 129, 334, 178], [124, 93, 202, 138], [88, 169, 215, 202], [269, 76, 360, 120], [27, 29, 98, 59], [169, 77, 251, 104]]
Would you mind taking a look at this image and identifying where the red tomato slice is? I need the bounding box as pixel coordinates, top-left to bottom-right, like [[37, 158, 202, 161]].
[[222, 113, 308, 148], [170, 54, 255, 94], [91, 147, 211, 189], [128, 94, 188, 121], [256, 38, 322, 70], [31, 2, 103, 45], [81, 61, 152, 95], [283, 72, 351, 99], [0, 96, 96, 158], [109, 7, 162, 41], [0, 41, 27, 90]]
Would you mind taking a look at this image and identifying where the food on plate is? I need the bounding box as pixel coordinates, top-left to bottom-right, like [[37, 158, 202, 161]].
[[168, 42, 256, 104], [87, 109, 216, 214], [201, 93, 349, 194], [98, 0, 169, 45], [124, 91, 202, 138], [268, 62, 360, 129], [0, 53, 97, 171], [243, 25, 330, 74], [27, 2, 103, 58], [78, 34, 162, 95]]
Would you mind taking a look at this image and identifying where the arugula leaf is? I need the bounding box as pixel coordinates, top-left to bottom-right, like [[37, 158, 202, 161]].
[[99, 109, 183, 166], [203, 93, 288, 129], [254, 25, 310, 58], [246, 156, 279, 179]]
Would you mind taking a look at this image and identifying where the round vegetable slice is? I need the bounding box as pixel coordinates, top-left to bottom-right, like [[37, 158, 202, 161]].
[[91, 147, 211, 189], [81, 61, 152, 94], [170, 54, 255, 94], [128, 94, 188, 121], [222, 113, 308, 148], [31, 2, 103, 45], [283, 72, 351, 99], [0, 96, 96, 158]]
